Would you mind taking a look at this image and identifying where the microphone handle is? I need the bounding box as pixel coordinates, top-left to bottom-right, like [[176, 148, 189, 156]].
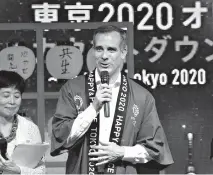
[[104, 103, 110, 118]]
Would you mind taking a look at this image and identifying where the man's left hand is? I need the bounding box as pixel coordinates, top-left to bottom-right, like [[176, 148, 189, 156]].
[[88, 141, 125, 166]]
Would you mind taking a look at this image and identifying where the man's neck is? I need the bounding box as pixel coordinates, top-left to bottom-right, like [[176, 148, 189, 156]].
[[109, 70, 120, 84]]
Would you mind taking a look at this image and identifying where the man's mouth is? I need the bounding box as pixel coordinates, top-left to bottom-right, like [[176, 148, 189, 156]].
[[100, 63, 109, 68]]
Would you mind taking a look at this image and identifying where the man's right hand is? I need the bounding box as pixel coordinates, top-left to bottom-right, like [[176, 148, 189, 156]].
[[92, 84, 112, 112]]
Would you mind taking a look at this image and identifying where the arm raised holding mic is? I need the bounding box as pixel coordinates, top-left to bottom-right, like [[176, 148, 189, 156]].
[[63, 82, 112, 148]]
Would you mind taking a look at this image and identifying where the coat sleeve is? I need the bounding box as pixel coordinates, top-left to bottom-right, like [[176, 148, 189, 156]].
[[136, 94, 174, 168], [50, 81, 82, 156]]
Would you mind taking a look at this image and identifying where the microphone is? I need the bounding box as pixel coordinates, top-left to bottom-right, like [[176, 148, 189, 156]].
[[100, 71, 110, 118]]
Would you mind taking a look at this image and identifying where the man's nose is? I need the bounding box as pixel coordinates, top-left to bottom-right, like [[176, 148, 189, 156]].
[[102, 51, 109, 60]]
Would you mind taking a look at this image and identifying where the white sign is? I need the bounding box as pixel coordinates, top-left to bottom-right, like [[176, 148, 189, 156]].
[[86, 48, 96, 72], [46, 46, 83, 79], [0, 46, 36, 79]]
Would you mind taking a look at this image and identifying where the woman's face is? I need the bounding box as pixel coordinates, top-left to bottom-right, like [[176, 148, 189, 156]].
[[0, 86, 22, 119]]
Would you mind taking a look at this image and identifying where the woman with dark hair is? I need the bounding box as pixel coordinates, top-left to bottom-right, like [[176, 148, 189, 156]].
[[0, 70, 45, 174]]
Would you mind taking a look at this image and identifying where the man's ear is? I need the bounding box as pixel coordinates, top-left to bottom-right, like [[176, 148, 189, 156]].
[[121, 45, 127, 60], [91, 40, 95, 49]]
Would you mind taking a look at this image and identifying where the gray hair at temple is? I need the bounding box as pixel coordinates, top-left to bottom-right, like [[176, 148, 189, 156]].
[[0, 70, 25, 94], [93, 25, 127, 51]]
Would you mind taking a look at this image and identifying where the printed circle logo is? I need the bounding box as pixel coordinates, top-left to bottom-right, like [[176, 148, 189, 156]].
[[74, 95, 83, 111], [132, 104, 139, 117]]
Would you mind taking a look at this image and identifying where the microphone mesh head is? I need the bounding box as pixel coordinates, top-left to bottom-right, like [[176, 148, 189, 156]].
[[100, 71, 109, 84]]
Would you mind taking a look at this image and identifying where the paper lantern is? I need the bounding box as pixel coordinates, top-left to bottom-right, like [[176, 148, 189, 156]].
[[0, 46, 36, 79], [46, 46, 83, 79]]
